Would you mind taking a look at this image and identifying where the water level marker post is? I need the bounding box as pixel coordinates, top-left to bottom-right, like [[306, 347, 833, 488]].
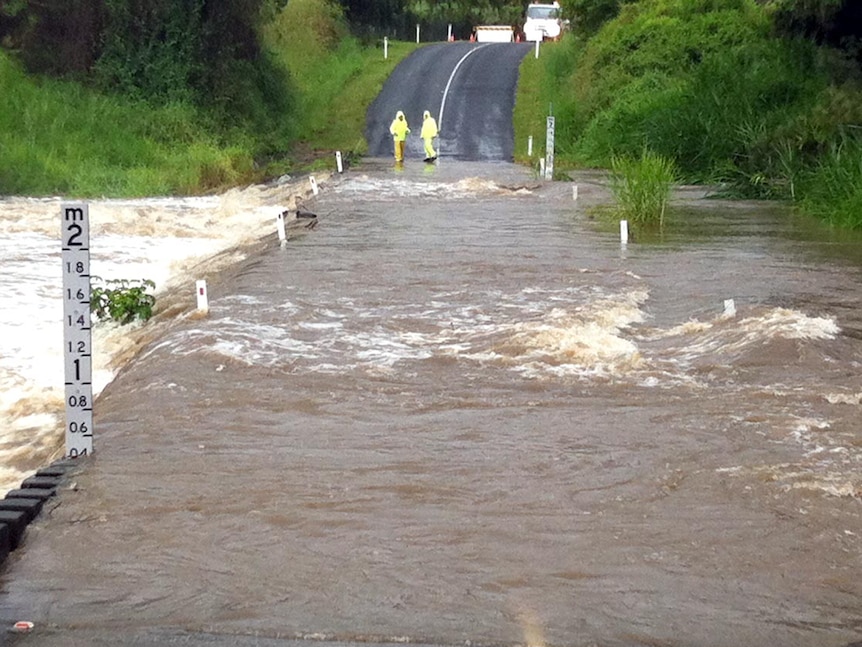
[[61, 203, 94, 459], [545, 115, 555, 180]]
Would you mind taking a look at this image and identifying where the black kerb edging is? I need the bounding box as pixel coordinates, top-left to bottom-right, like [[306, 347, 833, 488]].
[[0, 458, 81, 569]]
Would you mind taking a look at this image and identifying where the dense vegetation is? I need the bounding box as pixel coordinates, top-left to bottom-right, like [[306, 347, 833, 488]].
[[515, 0, 862, 228], [0, 0, 860, 227]]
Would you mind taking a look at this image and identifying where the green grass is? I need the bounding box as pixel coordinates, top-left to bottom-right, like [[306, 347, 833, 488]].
[[513, 40, 580, 173], [0, 52, 255, 197], [796, 137, 862, 229]]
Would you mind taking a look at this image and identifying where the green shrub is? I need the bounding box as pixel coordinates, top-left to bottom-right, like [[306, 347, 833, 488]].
[[91, 278, 156, 325]]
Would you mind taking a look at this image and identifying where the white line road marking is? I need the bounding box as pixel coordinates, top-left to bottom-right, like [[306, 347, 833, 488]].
[[438, 44, 488, 132]]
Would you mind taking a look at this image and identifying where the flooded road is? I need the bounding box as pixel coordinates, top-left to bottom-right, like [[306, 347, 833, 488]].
[[2, 160, 861, 647]]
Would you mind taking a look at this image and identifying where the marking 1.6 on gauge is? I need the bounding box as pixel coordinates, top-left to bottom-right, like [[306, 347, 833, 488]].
[[61, 203, 93, 458]]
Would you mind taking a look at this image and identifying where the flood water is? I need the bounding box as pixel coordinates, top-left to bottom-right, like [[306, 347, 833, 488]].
[[2, 160, 862, 647]]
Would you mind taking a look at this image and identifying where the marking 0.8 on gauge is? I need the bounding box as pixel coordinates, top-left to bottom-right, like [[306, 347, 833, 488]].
[[61, 203, 93, 458]]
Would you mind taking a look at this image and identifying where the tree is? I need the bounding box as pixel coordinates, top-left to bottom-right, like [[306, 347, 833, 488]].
[[10, 0, 104, 77], [773, 0, 862, 68]]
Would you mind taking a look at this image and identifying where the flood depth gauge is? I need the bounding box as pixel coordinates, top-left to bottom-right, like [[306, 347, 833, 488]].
[[61, 203, 93, 458]]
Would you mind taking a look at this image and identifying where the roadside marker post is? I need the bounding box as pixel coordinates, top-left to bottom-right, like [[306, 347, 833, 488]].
[[310, 176, 319, 195], [528, 135, 533, 157], [416, 24, 420, 44], [384, 37, 389, 59], [61, 203, 94, 459], [276, 211, 287, 245], [336, 151, 343, 173], [620, 220, 629, 245], [196, 280, 209, 314], [723, 299, 736, 317]]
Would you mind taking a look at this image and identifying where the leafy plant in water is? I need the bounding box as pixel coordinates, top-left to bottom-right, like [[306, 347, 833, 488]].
[[91, 277, 156, 325], [609, 148, 677, 229]]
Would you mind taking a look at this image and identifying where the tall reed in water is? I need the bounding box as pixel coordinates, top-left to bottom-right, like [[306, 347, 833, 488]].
[[609, 148, 677, 228]]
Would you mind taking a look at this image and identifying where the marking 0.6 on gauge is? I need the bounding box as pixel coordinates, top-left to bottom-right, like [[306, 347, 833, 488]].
[[61, 203, 93, 458]]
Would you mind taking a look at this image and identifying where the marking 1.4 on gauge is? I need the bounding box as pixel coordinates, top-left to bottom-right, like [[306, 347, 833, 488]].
[[61, 203, 93, 458]]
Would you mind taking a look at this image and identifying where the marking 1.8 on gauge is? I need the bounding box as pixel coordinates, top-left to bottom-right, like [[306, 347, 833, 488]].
[[61, 203, 93, 458]]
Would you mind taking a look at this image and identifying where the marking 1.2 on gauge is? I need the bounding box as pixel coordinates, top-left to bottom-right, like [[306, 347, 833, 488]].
[[61, 203, 93, 458]]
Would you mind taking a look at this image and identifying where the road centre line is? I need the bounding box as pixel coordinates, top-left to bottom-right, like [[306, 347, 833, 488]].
[[438, 44, 488, 132]]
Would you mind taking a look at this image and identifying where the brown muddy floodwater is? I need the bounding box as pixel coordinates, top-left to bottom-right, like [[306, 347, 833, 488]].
[[1, 160, 861, 647]]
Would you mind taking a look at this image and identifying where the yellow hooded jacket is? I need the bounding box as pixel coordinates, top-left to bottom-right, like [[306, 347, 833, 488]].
[[389, 111, 410, 142], [421, 111, 438, 140]]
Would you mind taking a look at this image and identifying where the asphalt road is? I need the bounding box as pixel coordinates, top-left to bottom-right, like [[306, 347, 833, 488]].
[[365, 42, 532, 162]]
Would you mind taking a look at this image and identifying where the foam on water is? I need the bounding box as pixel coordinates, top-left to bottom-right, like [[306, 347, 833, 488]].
[[335, 174, 534, 201], [718, 414, 862, 498], [0, 177, 321, 494]]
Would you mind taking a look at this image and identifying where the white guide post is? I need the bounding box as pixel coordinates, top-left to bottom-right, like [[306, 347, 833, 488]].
[[416, 24, 420, 43], [310, 176, 319, 196], [336, 151, 343, 173], [527, 135, 533, 157], [620, 220, 629, 244], [723, 298, 736, 317], [384, 36, 389, 59], [196, 280, 209, 313], [61, 203, 94, 459], [535, 39, 540, 58], [276, 211, 287, 245]]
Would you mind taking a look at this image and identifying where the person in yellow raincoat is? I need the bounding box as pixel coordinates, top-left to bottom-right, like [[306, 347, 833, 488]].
[[389, 110, 410, 162], [420, 110, 439, 162]]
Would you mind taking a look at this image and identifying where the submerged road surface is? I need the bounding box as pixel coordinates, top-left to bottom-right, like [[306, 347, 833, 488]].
[[366, 42, 532, 162]]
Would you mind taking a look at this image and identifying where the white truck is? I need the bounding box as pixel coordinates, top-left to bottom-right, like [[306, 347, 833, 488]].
[[523, 1, 563, 42]]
